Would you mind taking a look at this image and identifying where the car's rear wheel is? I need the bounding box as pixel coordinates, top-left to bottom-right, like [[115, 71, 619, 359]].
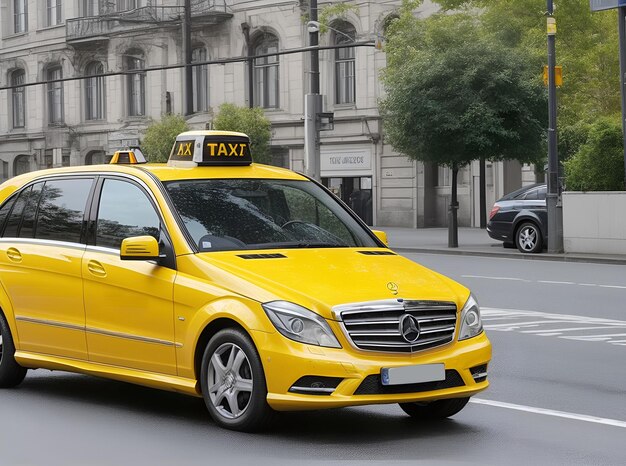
[[0, 312, 27, 388], [399, 397, 469, 420], [515, 221, 543, 253], [200, 328, 274, 432]]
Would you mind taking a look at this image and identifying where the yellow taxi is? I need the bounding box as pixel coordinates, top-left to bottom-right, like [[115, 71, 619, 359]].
[[0, 131, 490, 431]]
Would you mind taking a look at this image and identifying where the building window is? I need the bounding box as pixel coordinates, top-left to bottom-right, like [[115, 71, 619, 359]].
[[192, 47, 208, 113], [125, 52, 145, 117], [47, 66, 64, 125], [11, 69, 26, 129], [13, 154, 31, 176], [334, 22, 356, 105], [85, 150, 108, 165], [253, 34, 279, 109], [83, 0, 101, 16], [47, 0, 62, 26], [117, 0, 138, 11], [85, 62, 105, 120], [14, 0, 28, 33]]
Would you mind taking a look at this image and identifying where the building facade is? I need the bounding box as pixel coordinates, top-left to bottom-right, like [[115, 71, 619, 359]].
[[0, 0, 535, 227]]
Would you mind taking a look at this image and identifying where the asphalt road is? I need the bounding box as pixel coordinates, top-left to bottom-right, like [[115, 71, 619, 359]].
[[1, 254, 625, 465]]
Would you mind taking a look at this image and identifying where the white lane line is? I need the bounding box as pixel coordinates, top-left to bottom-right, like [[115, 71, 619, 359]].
[[470, 398, 626, 429], [522, 326, 626, 334], [538, 280, 576, 285], [461, 275, 626, 289], [461, 275, 529, 282]]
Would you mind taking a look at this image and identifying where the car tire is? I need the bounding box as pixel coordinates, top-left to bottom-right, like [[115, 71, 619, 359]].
[[0, 312, 27, 388], [200, 328, 274, 432], [515, 221, 543, 253], [399, 397, 469, 420]]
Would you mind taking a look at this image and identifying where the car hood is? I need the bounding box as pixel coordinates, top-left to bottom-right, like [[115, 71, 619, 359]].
[[192, 248, 469, 320]]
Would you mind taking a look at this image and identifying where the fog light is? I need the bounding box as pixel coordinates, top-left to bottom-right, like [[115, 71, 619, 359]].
[[470, 364, 488, 383], [288, 376, 343, 395]]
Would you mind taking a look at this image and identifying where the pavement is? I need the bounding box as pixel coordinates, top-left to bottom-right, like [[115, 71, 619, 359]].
[[378, 226, 626, 265]]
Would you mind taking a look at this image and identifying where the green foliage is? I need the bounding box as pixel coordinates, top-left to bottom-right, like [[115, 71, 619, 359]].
[[142, 114, 189, 163], [437, 0, 621, 126], [301, 1, 359, 34], [213, 104, 272, 164], [558, 121, 591, 162], [381, 10, 547, 168], [564, 116, 625, 191]]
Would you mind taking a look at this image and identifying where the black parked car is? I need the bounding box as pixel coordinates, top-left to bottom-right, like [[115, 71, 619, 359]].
[[487, 183, 547, 253]]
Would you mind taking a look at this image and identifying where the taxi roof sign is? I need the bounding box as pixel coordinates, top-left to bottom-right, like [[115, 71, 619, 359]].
[[110, 147, 147, 165], [168, 131, 253, 168]]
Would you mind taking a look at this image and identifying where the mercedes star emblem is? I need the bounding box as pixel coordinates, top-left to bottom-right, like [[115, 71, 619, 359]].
[[399, 314, 421, 343]]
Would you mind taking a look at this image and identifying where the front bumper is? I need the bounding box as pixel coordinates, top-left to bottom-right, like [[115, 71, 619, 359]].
[[252, 326, 491, 411]]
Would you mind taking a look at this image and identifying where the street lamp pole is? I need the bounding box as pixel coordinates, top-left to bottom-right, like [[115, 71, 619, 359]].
[[546, 1, 563, 253], [183, 0, 193, 116], [305, 0, 322, 181]]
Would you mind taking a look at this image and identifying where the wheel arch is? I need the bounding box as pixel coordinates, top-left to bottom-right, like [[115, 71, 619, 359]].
[[0, 282, 20, 348], [512, 212, 543, 240], [193, 317, 255, 383]]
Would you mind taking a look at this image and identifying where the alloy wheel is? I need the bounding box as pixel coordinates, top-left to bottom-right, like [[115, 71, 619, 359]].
[[519, 226, 537, 251], [207, 343, 254, 419]]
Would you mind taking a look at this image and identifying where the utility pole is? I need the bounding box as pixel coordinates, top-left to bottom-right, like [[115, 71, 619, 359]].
[[305, 0, 323, 181], [182, 0, 193, 116], [546, 1, 563, 253]]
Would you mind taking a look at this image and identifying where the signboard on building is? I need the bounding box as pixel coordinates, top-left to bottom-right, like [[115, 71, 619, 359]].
[[590, 0, 626, 11], [321, 149, 372, 173]]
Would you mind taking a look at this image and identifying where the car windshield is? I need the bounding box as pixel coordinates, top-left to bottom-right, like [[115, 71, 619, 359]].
[[164, 179, 378, 251]]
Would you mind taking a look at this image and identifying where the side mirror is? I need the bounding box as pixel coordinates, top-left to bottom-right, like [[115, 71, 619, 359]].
[[120, 236, 160, 261], [371, 229, 389, 247]]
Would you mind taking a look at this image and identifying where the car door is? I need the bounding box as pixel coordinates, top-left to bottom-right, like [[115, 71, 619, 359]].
[[0, 177, 94, 360], [82, 176, 177, 375]]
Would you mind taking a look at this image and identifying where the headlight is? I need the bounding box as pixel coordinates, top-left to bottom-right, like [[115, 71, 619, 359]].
[[263, 301, 342, 348], [458, 293, 483, 341]]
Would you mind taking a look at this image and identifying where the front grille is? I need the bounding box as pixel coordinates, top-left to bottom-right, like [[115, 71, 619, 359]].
[[334, 299, 457, 353], [354, 369, 464, 395]]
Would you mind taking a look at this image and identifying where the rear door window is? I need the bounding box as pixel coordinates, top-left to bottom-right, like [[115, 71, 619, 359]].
[[0, 195, 17, 236], [35, 179, 94, 243], [4, 186, 31, 238]]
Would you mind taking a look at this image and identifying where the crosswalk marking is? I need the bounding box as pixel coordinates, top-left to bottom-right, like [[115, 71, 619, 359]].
[[482, 307, 626, 347]]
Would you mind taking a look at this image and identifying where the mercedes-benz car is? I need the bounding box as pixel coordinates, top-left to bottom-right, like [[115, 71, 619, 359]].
[[0, 131, 491, 432], [487, 183, 547, 253]]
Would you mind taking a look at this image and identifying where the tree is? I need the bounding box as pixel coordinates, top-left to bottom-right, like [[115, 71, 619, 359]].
[[381, 7, 547, 246], [564, 116, 625, 191], [438, 0, 621, 126], [213, 104, 272, 164], [142, 114, 189, 163]]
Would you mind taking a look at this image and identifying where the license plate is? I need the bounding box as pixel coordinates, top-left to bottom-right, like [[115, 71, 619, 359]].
[[381, 363, 445, 386]]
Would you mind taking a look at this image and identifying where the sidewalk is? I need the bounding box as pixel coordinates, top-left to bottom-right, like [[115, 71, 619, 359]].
[[378, 227, 626, 265]]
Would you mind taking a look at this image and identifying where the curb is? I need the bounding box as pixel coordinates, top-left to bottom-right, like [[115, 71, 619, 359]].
[[392, 247, 626, 266]]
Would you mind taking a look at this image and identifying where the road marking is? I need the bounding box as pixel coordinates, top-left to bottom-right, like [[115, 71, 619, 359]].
[[462, 275, 529, 282], [461, 275, 626, 289], [470, 398, 626, 429], [537, 280, 575, 285], [482, 307, 626, 347]]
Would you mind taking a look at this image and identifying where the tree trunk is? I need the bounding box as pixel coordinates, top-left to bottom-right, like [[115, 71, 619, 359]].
[[448, 164, 459, 248], [479, 158, 487, 229]]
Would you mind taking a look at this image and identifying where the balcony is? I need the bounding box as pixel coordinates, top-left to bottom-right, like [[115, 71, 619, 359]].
[[66, 1, 233, 44]]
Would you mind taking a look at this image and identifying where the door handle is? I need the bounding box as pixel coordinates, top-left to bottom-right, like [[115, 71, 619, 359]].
[[6, 247, 22, 263], [87, 260, 107, 277]]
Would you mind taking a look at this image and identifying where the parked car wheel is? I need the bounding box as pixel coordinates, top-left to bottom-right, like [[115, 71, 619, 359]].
[[515, 221, 543, 253], [399, 397, 469, 420], [200, 328, 274, 432], [0, 312, 27, 388]]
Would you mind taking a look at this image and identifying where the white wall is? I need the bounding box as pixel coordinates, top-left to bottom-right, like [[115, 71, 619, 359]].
[[562, 192, 626, 254]]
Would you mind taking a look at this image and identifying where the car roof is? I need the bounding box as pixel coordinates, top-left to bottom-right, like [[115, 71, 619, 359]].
[[0, 163, 308, 204], [499, 182, 546, 201]]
